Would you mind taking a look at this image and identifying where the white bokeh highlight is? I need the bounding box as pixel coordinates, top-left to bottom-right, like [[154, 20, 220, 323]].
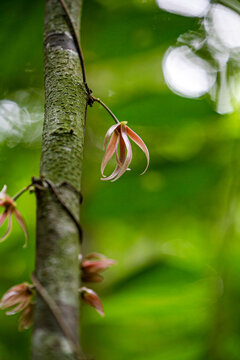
[[162, 46, 217, 98], [0, 100, 42, 146], [156, 0, 210, 17]]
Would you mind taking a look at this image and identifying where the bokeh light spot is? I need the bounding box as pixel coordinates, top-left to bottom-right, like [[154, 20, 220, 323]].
[[162, 46, 217, 98]]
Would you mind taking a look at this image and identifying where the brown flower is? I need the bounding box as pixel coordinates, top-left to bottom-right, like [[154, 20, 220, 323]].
[[0, 185, 28, 245], [80, 286, 104, 316], [101, 122, 149, 181], [0, 283, 33, 315], [81, 253, 115, 283], [0, 282, 34, 331]]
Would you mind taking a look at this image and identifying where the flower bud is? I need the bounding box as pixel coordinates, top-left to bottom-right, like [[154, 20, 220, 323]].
[[80, 287, 104, 316]]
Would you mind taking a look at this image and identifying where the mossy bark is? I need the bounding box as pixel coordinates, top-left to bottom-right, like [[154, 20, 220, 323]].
[[32, 0, 86, 359]]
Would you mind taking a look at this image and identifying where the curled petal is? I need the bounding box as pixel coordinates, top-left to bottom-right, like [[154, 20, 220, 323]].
[[103, 124, 120, 149], [80, 287, 104, 316], [6, 298, 31, 315], [101, 132, 119, 177], [0, 210, 12, 243], [0, 293, 24, 309], [126, 126, 149, 174], [115, 134, 126, 166], [0, 283, 33, 312], [112, 127, 132, 182], [0, 210, 8, 227], [0, 284, 28, 306], [101, 165, 120, 181], [14, 209, 28, 248]]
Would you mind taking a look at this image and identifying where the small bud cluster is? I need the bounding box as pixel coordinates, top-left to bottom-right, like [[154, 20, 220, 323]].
[[79, 253, 115, 316], [0, 283, 34, 331], [0, 184, 31, 331]]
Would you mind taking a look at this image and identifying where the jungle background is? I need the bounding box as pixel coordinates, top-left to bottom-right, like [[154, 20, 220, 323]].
[[1, 0, 240, 359]]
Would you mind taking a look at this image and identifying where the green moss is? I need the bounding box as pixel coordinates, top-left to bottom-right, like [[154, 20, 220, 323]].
[[33, 1, 86, 359]]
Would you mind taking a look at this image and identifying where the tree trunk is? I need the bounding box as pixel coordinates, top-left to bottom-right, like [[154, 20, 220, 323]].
[[32, 0, 86, 359]]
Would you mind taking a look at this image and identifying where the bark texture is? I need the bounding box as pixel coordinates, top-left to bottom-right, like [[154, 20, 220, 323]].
[[32, 0, 86, 359]]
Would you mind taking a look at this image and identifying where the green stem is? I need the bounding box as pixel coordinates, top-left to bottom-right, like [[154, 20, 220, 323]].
[[91, 95, 120, 124]]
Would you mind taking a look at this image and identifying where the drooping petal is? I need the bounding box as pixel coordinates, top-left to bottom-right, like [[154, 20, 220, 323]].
[[80, 287, 104, 316], [115, 134, 126, 166], [0, 210, 8, 227], [101, 134, 126, 181], [112, 126, 132, 182], [0, 210, 12, 243], [103, 123, 120, 149], [18, 304, 34, 331], [101, 136, 130, 180], [101, 165, 120, 181], [101, 131, 119, 177], [14, 209, 28, 247], [126, 126, 150, 174]]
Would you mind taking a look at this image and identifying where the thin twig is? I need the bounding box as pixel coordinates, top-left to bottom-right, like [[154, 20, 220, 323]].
[[90, 96, 120, 124], [32, 273, 86, 360], [12, 183, 34, 202], [44, 179, 83, 241], [58, 0, 90, 94], [58, 0, 121, 127]]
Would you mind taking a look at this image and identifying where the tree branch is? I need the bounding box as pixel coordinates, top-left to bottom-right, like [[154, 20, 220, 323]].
[[32, 0, 86, 359]]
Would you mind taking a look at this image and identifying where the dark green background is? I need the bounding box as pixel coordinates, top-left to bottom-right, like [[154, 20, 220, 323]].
[[0, 0, 239, 359]]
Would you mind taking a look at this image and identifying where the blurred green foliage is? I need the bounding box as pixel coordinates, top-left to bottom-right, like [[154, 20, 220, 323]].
[[0, 0, 240, 359]]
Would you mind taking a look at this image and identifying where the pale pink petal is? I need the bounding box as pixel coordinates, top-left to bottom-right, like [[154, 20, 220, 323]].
[[115, 148, 121, 166], [14, 209, 28, 247], [1, 185, 7, 193], [112, 127, 132, 182], [103, 124, 120, 149], [0, 210, 12, 243], [0, 210, 8, 227], [102, 133, 128, 181], [0, 185, 7, 196], [101, 132, 119, 177], [101, 165, 120, 181], [126, 126, 150, 174], [115, 135, 126, 165]]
